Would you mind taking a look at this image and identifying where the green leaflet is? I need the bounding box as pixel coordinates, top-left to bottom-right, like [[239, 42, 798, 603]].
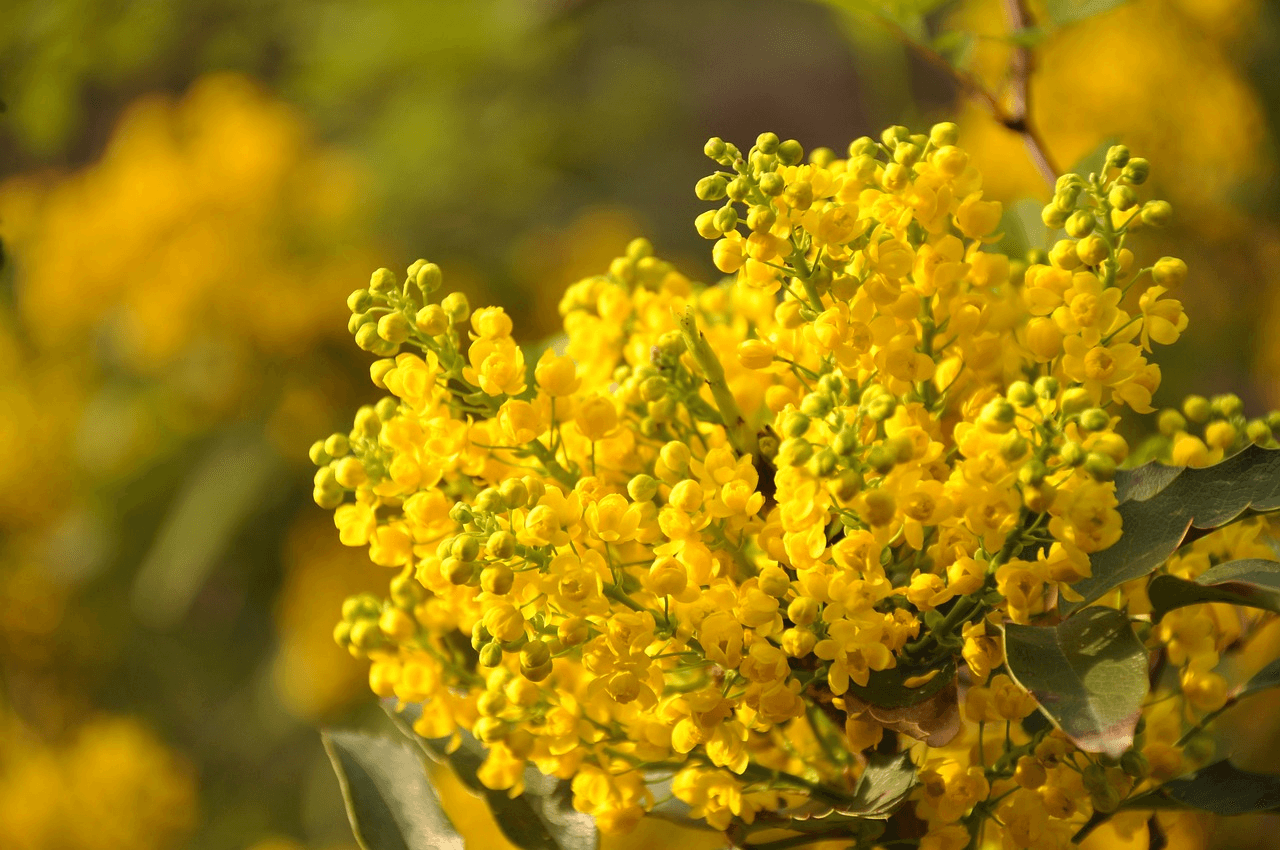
[[322, 730, 464, 850], [1148, 558, 1280, 621], [846, 751, 918, 818], [1003, 607, 1148, 759], [383, 700, 599, 850], [1065, 445, 1280, 614]]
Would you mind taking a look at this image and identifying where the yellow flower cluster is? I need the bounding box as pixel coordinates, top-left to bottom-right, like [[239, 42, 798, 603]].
[[316, 125, 1277, 846], [0, 713, 196, 850]]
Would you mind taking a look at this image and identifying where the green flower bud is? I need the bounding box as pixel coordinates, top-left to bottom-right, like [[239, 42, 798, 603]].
[[778, 438, 813, 467], [1183, 394, 1211, 423], [830, 468, 864, 501], [695, 175, 728, 201], [390, 569, 426, 608], [850, 154, 878, 181], [342, 593, 382, 622], [726, 177, 751, 202], [848, 137, 878, 158], [755, 132, 780, 155], [1157, 409, 1187, 436], [475, 487, 506, 514], [627, 474, 659, 503], [866, 394, 897, 422], [782, 411, 811, 439], [806, 448, 838, 478], [1120, 750, 1149, 779], [486, 530, 517, 561], [1065, 211, 1096, 238], [373, 311, 409, 343], [893, 142, 920, 166], [833, 427, 859, 456], [880, 125, 909, 149], [347, 289, 374, 314], [370, 267, 397, 294], [1000, 431, 1029, 462], [1121, 158, 1150, 185], [1041, 204, 1068, 229], [776, 139, 804, 165], [1019, 460, 1048, 486], [713, 205, 738, 233], [759, 172, 784, 197], [499, 478, 529, 509], [704, 137, 727, 160], [1084, 452, 1117, 481], [453, 535, 481, 562], [1104, 145, 1130, 170], [1034, 376, 1059, 398], [479, 642, 504, 668], [449, 502, 474, 524], [1079, 408, 1110, 432], [929, 122, 959, 148], [867, 444, 896, 475], [1108, 185, 1137, 212], [309, 440, 331, 466], [481, 564, 515, 595], [333, 621, 352, 647], [1076, 234, 1109, 267], [355, 323, 381, 351], [445, 557, 475, 586], [1007, 381, 1037, 407], [441, 291, 470, 322], [375, 396, 399, 421], [1211, 393, 1244, 419], [1247, 419, 1273, 444], [747, 205, 776, 232], [1152, 257, 1187, 287], [783, 180, 814, 210], [809, 146, 835, 167], [350, 619, 384, 651], [800, 392, 833, 419], [1140, 200, 1173, 227], [415, 304, 448, 335]]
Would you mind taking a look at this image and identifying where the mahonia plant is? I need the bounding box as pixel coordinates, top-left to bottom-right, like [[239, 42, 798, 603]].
[[314, 125, 1280, 850]]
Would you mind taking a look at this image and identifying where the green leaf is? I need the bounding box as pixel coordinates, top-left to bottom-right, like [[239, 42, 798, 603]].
[[1003, 607, 1148, 759], [322, 730, 464, 850], [1148, 559, 1280, 621], [1045, 0, 1131, 26], [996, 197, 1051, 262], [1064, 445, 1280, 613], [845, 657, 956, 708], [932, 30, 976, 72], [1120, 759, 1280, 815], [383, 701, 598, 850], [845, 751, 918, 818]]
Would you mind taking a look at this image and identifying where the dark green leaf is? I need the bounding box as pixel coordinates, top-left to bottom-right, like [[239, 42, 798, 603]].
[[1065, 445, 1280, 613], [383, 701, 598, 850], [844, 751, 918, 818], [322, 730, 464, 850], [1119, 759, 1280, 815], [1148, 559, 1280, 621], [845, 657, 956, 708], [1045, 0, 1131, 26], [1004, 607, 1148, 759]]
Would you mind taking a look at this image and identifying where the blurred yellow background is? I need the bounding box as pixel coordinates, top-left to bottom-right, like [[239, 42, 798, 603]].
[[2, 1, 1279, 848]]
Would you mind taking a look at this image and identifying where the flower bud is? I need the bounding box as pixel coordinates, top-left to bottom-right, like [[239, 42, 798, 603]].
[[370, 268, 397, 294], [1140, 200, 1173, 227], [929, 122, 959, 148], [627, 474, 659, 503], [486, 530, 517, 561], [1122, 158, 1149, 185], [479, 642, 504, 668], [777, 139, 804, 165], [713, 205, 738, 233], [1007, 381, 1037, 407], [755, 132, 780, 154], [1151, 257, 1187, 287], [1084, 452, 1116, 481], [1034, 376, 1059, 398], [1183, 394, 1211, 423], [1065, 211, 1095, 238], [1076, 234, 1109, 267], [1108, 185, 1137, 211], [695, 175, 728, 201], [1041, 204, 1068, 229], [704, 137, 727, 160], [1104, 145, 1130, 170], [759, 172, 784, 197], [481, 565, 515, 595], [415, 304, 448, 335], [441, 291, 470, 322]]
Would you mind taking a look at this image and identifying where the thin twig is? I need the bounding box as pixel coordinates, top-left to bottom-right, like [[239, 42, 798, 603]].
[[871, 6, 1059, 190]]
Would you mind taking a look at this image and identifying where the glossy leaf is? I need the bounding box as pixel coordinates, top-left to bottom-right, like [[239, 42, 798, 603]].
[[845, 657, 957, 708], [1004, 607, 1148, 759], [1065, 445, 1280, 613], [1148, 559, 1280, 621], [322, 730, 464, 850], [845, 751, 918, 818], [1121, 759, 1280, 815], [1045, 0, 1131, 26], [383, 701, 598, 850]]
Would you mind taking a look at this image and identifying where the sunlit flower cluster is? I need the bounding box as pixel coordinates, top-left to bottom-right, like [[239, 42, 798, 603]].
[[315, 125, 1278, 847]]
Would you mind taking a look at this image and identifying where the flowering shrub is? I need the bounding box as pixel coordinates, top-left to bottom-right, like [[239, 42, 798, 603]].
[[316, 125, 1280, 849]]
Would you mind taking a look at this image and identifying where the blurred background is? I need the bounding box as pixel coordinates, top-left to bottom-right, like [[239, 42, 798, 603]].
[[1, 1, 1279, 848]]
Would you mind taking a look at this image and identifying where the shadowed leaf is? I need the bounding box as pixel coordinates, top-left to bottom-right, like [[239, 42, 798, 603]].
[[1065, 446, 1280, 614], [1149, 559, 1280, 621], [322, 730, 463, 850], [1121, 759, 1280, 814], [845, 751, 918, 818], [1004, 607, 1148, 759], [1045, 0, 1131, 26]]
